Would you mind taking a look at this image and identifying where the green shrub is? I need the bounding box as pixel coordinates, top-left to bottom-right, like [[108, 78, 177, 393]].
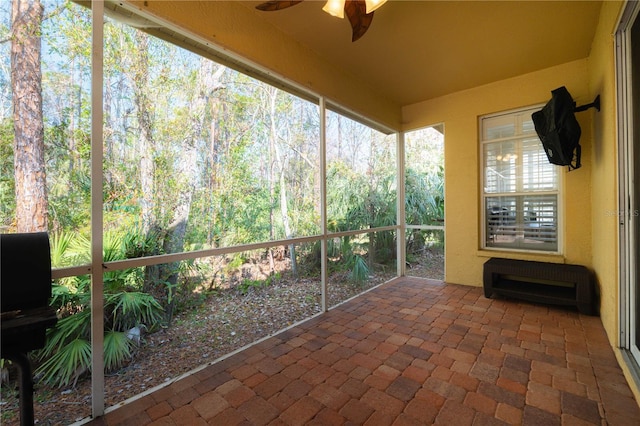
[[35, 230, 164, 388], [349, 255, 369, 284]]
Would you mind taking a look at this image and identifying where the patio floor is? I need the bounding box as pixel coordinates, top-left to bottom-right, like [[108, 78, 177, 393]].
[[86, 277, 639, 425]]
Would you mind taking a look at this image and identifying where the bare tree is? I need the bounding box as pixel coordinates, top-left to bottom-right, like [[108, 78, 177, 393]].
[[161, 59, 225, 324], [265, 86, 298, 276], [131, 31, 155, 235], [11, 0, 48, 232]]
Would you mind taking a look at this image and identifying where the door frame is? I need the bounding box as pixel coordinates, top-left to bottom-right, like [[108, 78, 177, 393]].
[[617, 0, 640, 370]]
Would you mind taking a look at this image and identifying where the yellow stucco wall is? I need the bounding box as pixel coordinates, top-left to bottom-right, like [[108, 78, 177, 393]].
[[403, 0, 640, 402], [587, 0, 640, 403], [402, 60, 593, 286], [588, 0, 621, 349]]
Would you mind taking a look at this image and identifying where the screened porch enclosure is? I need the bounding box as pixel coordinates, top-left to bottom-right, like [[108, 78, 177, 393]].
[[0, 1, 443, 423]]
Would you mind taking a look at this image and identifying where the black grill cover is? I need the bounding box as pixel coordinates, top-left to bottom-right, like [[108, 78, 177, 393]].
[[532, 86, 582, 170], [1, 232, 52, 312]]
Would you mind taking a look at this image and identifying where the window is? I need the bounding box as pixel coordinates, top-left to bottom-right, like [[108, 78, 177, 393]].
[[481, 107, 560, 252]]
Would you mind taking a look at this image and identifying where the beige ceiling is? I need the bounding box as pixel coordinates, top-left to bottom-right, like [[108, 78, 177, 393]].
[[240, 1, 603, 107]]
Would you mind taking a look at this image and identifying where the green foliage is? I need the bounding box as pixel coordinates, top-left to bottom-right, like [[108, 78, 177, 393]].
[[36, 338, 91, 388], [225, 254, 245, 272], [38, 291, 163, 387], [50, 231, 77, 267], [50, 282, 87, 313], [0, 118, 15, 230], [238, 279, 266, 295], [103, 331, 135, 372], [122, 226, 163, 259], [39, 310, 91, 360], [373, 230, 396, 264], [327, 162, 367, 232], [405, 166, 445, 225], [5, 0, 438, 264], [237, 272, 281, 295], [349, 255, 370, 284], [4, 0, 446, 391], [37, 230, 164, 388], [50, 231, 91, 269], [105, 292, 164, 332], [299, 241, 322, 276]]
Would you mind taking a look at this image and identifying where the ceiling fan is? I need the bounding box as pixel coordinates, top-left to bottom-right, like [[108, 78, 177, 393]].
[[255, 0, 388, 42]]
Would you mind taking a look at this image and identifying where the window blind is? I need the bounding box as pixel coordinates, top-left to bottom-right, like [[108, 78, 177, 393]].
[[481, 107, 560, 252]]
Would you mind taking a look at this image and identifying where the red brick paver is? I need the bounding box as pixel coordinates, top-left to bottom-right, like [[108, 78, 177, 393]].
[[85, 278, 639, 425]]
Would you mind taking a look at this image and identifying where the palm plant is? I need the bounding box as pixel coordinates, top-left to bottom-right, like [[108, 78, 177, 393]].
[[406, 167, 444, 225], [348, 254, 370, 284], [35, 230, 164, 388], [405, 167, 445, 255]]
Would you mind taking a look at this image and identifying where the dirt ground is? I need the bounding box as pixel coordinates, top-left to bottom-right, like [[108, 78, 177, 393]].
[[0, 248, 443, 425]]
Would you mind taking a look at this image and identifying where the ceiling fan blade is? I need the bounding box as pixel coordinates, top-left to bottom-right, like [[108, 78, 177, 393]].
[[256, 1, 304, 12], [344, 0, 374, 42]]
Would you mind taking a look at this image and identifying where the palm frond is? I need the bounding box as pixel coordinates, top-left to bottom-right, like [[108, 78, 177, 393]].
[[103, 231, 126, 262], [67, 233, 91, 264], [50, 283, 88, 309], [36, 338, 91, 388], [104, 330, 135, 371], [106, 291, 164, 331], [39, 309, 91, 359], [350, 254, 369, 284], [50, 232, 75, 267]]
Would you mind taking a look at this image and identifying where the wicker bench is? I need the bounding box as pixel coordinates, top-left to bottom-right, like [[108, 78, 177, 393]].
[[483, 258, 596, 315]]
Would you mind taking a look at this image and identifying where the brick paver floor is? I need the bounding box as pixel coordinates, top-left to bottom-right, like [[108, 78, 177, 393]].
[[85, 278, 640, 425]]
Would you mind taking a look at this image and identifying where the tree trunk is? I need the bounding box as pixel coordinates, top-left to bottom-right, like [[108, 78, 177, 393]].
[[11, 0, 48, 232], [208, 101, 220, 247], [280, 166, 297, 277], [267, 87, 298, 277], [130, 32, 163, 299], [131, 32, 155, 235], [161, 60, 226, 325], [367, 130, 376, 268]]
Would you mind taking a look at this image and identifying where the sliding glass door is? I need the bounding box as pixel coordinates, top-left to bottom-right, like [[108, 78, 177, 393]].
[[617, 0, 640, 366]]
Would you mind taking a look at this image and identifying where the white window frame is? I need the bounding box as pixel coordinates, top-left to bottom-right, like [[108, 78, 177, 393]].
[[480, 106, 563, 254]]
